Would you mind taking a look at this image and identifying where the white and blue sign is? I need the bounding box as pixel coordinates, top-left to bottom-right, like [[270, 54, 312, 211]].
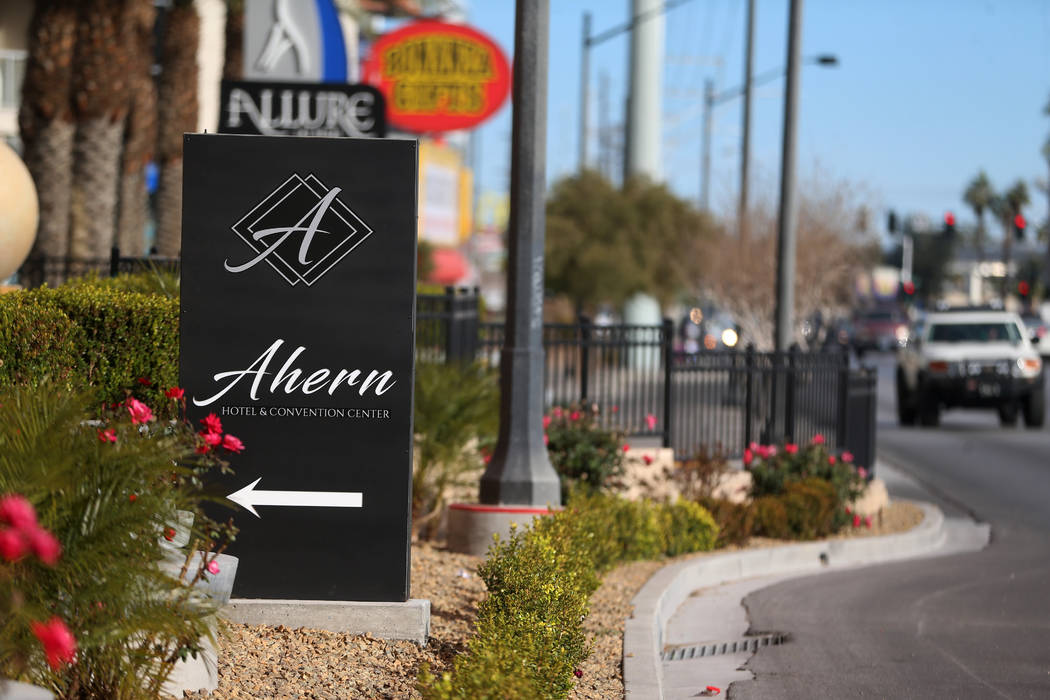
[[244, 0, 350, 83]]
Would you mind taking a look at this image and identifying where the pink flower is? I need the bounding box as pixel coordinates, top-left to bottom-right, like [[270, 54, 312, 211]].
[[97, 429, 117, 443], [622, 444, 631, 453], [852, 514, 861, 528], [841, 451, 854, 464], [0, 529, 26, 561], [574, 669, 583, 678], [743, 449, 754, 466], [165, 386, 185, 400], [222, 434, 245, 453], [645, 413, 657, 431], [828, 455, 837, 465], [543, 433, 549, 446], [552, 407, 563, 419], [206, 560, 221, 575], [857, 466, 868, 479], [864, 515, 873, 529], [811, 433, 825, 445], [643, 455, 654, 465], [570, 410, 581, 422], [483, 454, 492, 464], [748, 442, 759, 452], [126, 398, 153, 424], [26, 527, 61, 566], [543, 415, 552, 429], [200, 431, 222, 447], [784, 443, 798, 455], [200, 413, 222, 434], [0, 495, 37, 531], [31, 617, 76, 670]]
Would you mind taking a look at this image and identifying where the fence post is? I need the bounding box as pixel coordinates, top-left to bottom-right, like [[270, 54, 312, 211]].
[[661, 317, 674, 448], [836, 345, 850, 449], [443, 286, 459, 362], [578, 314, 591, 402], [109, 247, 120, 277], [744, 343, 755, 449], [785, 343, 798, 442]]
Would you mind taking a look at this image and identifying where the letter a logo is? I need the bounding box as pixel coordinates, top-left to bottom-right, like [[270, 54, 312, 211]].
[[228, 173, 373, 286]]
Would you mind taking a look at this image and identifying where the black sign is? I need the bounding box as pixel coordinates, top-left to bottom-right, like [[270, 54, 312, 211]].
[[219, 80, 387, 138], [180, 134, 417, 601]]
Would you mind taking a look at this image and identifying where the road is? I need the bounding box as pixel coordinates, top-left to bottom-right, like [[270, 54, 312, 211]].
[[730, 352, 1050, 699]]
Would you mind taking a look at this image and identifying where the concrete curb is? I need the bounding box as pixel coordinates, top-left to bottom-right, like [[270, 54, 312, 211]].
[[623, 501, 946, 700]]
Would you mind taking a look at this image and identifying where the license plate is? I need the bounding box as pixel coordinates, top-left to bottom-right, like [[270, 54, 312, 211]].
[[978, 382, 1001, 397]]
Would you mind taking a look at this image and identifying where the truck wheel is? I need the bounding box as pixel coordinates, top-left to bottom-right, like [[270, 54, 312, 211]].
[[896, 372, 916, 426], [1023, 390, 1045, 428], [998, 402, 1019, 427], [918, 389, 940, 427]]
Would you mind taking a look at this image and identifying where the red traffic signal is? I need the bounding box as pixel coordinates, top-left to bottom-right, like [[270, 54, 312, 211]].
[[1013, 213, 1026, 240], [902, 281, 915, 295], [1018, 281, 1030, 297], [944, 211, 955, 227]]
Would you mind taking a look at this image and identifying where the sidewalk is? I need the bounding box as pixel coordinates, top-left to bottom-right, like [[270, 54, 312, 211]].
[[623, 460, 990, 700]]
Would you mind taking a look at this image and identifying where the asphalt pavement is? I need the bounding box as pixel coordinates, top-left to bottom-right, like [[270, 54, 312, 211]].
[[730, 352, 1050, 700]]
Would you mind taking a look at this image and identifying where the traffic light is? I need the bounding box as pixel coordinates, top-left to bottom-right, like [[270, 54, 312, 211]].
[[902, 281, 915, 296], [943, 211, 956, 236], [1018, 281, 1031, 298], [887, 210, 898, 234], [1013, 213, 1026, 240]]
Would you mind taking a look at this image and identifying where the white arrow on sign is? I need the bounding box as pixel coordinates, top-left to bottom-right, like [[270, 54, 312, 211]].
[[227, 477, 363, 518]]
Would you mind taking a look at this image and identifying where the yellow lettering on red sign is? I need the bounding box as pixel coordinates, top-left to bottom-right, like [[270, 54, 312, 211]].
[[382, 36, 494, 84]]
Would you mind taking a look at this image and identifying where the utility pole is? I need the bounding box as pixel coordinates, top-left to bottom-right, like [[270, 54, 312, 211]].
[[774, 0, 803, 352], [578, 12, 591, 171], [598, 70, 611, 180], [479, 0, 560, 506], [700, 78, 713, 210], [739, 0, 755, 244], [625, 0, 664, 182]]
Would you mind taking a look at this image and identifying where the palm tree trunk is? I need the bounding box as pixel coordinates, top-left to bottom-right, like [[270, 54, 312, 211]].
[[223, 0, 244, 80], [155, 1, 200, 257], [69, 0, 131, 263], [116, 0, 158, 256], [18, 0, 78, 286]]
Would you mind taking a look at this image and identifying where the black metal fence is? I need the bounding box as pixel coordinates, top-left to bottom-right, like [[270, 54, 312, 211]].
[[16, 249, 180, 288]]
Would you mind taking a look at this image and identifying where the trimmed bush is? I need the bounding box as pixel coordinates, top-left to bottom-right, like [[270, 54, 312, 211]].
[[752, 479, 838, 540], [544, 404, 625, 496], [0, 287, 179, 407], [418, 491, 718, 699]]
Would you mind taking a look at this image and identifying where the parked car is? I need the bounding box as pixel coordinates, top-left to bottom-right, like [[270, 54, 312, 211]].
[[852, 308, 909, 353], [896, 309, 1045, 427]]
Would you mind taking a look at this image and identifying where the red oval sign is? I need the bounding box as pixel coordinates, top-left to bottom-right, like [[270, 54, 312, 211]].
[[363, 21, 511, 133]]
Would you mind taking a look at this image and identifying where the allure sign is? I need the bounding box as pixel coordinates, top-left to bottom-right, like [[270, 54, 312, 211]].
[[179, 134, 417, 602], [219, 81, 386, 138]]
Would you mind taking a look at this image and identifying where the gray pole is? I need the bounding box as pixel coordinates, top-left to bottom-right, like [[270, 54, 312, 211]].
[[480, 0, 561, 507], [578, 12, 591, 172], [739, 0, 755, 244], [625, 0, 664, 181], [774, 0, 803, 351], [700, 78, 713, 210]]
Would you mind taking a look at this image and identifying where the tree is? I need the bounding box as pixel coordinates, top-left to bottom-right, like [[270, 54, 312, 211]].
[[155, 0, 200, 257], [544, 171, 713, 314], [697, 173, 878, 349], [963, 170, 993, 263], [19, 0, 78, 284]]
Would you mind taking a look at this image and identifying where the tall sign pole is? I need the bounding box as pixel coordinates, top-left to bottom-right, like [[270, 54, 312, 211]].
[[625, 0, 664, 182], [774, 0, 803, 352], [738, 0, 755, 245], [480, 0, 560, 506]]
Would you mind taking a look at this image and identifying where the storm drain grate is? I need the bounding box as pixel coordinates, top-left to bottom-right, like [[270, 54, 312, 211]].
[[661, 633, 786, 661]]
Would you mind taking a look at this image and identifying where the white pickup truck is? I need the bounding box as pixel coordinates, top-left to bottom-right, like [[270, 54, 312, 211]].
[[896, 310, 1045, 427]]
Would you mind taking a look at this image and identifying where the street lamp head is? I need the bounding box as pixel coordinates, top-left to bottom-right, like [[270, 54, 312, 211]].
[[814, 54, 839, 67]]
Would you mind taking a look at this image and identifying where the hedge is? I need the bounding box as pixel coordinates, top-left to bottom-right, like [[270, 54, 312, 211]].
[[0, 286, 179, 406]]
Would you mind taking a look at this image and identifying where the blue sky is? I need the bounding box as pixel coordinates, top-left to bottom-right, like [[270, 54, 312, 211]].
[[463, 0, 1050, 234]]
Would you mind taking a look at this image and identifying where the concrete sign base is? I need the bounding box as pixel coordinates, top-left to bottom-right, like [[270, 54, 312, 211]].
[[223, 598, 431, 645]]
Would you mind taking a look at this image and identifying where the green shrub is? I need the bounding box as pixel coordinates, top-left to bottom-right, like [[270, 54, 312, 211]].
[[544, 404, 625, 496], [63, 268, 181, 299], [752, 479, 838, 540], [0, 287, 180, 408], [697, 497, 755, 547], [418, 491, 718, 699], [0, 386, 237, 698]]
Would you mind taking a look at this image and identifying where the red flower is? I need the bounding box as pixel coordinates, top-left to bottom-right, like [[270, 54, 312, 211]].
[[841, 451, 854, 464], [811, 433, 825, 445], [164, 528, 176, 541], [26, 527, 61, 566], [828, 455, 837, 465], [0, 495, 37, 531], [552, 407, 563, 419], [97, 429, 117, 443], [743, 448, 754, 466], [570, 411, 581, 422], [748, 441, 759, 452], [864, 515, 873, 529], [645, 413, 657, 431], [784, 443, 798, 455], [126, 398, 153, 425], [137, 377, 151, 386], [844, 505, 852, 515], [31, 617, 76, 670], [0, 529, 26, 561], [543, 415, 552, 429], [643, 455, 654, 465], [165, 386, 185, 400], [483, 454, 492, 464], [852, 514, 861, 528], [222, 434, 245, 453], [200, 413, 223, 434], [128, 493, 137, 503], [622, 444, 631, 453], [543, 433, 549, 446], [196, 445, 210, 454], [573, 669, 583, 678], [200, 431, 222, 447]]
